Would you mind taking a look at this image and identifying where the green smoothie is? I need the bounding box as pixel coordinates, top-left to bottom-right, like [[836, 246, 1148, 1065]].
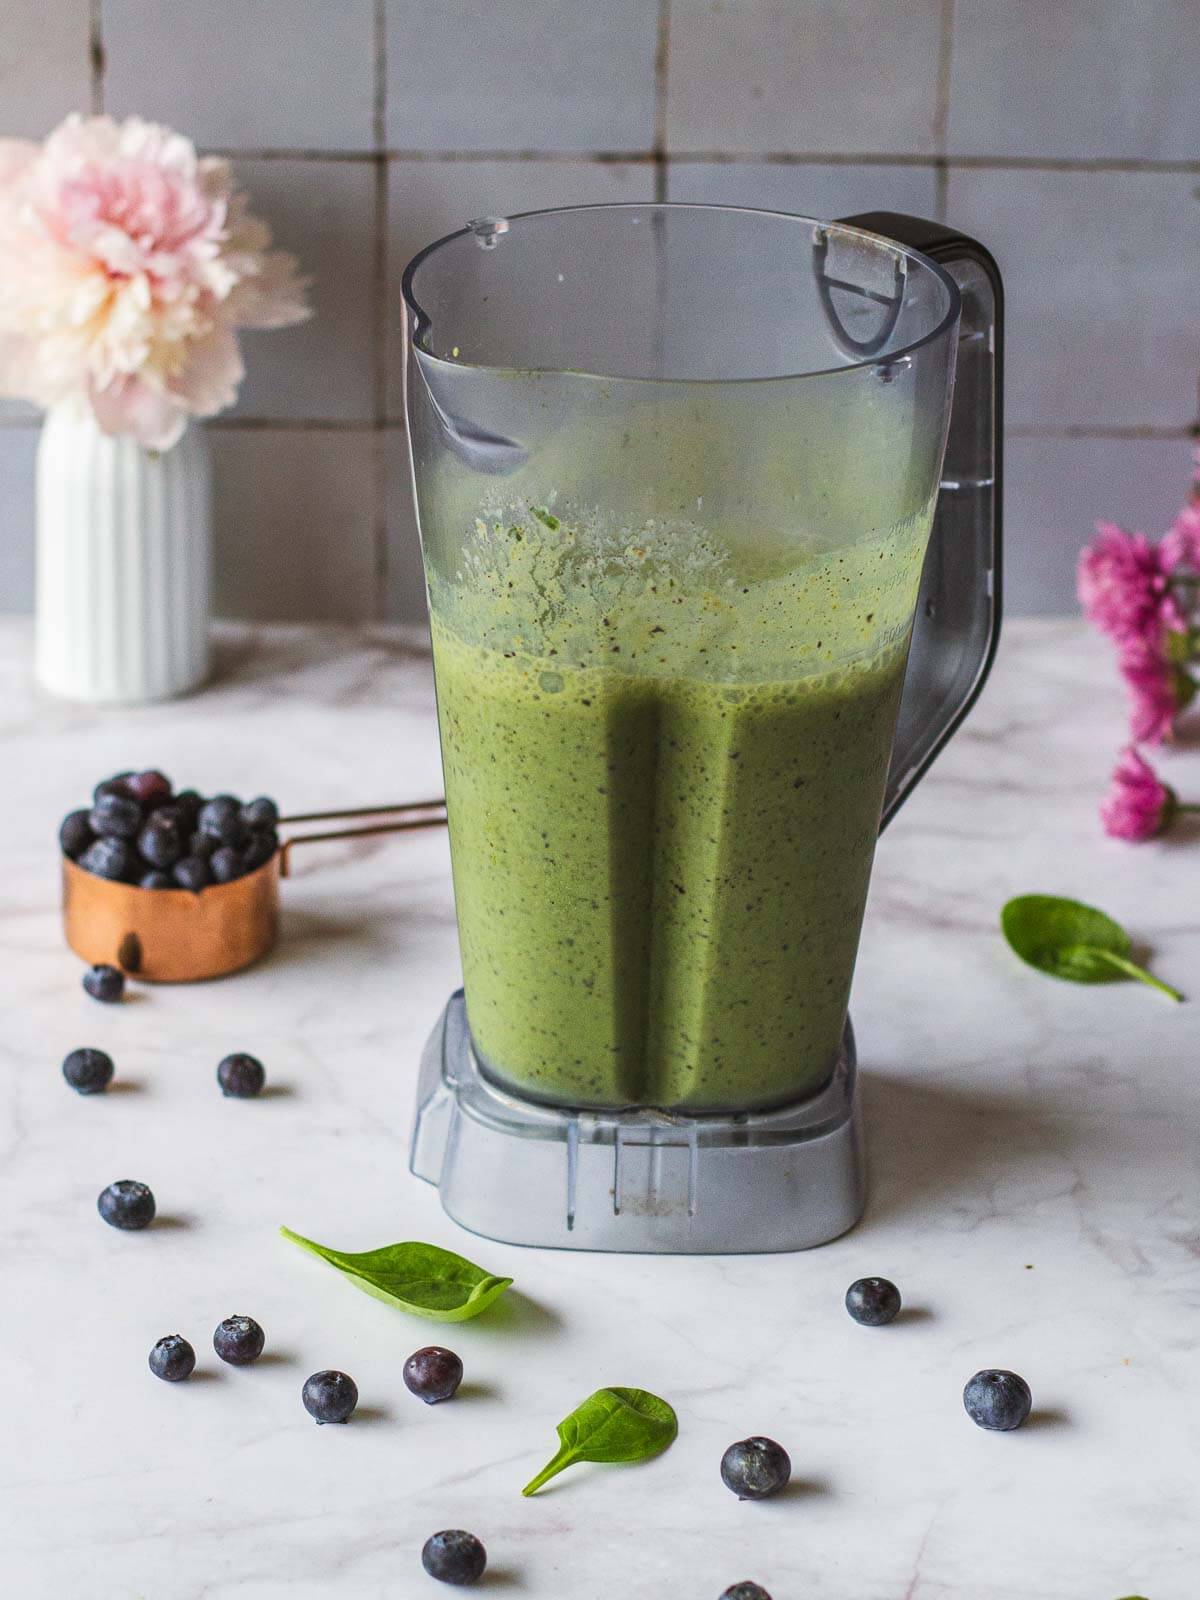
[[428, 495, 926, 1113]]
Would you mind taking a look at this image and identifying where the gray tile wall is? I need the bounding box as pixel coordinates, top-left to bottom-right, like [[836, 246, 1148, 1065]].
[[1, 0, 1197, 620]]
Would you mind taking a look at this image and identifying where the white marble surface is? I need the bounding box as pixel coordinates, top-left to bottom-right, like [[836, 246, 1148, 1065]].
[[3, 616, 1198, 1600]]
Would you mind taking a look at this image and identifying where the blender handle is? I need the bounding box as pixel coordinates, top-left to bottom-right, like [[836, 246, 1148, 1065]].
[[837, 212, 1004, 831]]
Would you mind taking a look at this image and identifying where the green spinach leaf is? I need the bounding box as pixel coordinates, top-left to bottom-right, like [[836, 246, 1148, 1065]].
[[280, 1227, 513, 1322], [1001, 895, 1183, 1002], [522, 1387, 678, 1496]]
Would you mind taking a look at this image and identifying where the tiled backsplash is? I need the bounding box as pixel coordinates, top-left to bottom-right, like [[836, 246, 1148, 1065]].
[[1, 0, 1197, 620]]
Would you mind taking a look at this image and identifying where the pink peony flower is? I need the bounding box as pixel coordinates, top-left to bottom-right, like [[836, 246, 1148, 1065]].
[[1099, 747, 1175, 840], [1119, 639, 1183, 745], [0, 115, 308, 449], [1077, 521, 1183, 647]]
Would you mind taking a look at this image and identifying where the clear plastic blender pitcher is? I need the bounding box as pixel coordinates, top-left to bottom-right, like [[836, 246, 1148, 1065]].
[[406, 205, 1001, 1251]]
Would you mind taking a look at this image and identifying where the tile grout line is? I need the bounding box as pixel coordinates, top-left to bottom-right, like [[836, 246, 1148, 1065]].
[[203, 147, 1200, 175], [371, 0, 390, 622], [89, 0, 104, 113], [932, 0, 955, 221], [10, 416, 1196, 439], [652, 0, 671, 202]]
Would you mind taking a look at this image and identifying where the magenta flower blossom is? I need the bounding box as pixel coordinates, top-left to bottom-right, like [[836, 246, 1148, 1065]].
[[1162, 500, 1200, 573], [1119, 640, 1182, 745], [1099, 747, 1174, 841], [1077, 522, 1183, 647]]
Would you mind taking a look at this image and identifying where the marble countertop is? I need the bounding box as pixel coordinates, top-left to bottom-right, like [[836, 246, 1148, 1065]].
[[3, 617, 1197, 1600]]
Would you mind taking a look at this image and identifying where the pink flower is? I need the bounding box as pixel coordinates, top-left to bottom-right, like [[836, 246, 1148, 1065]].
[[1077, 522, 1183, 647], [1099, 747, 1175, 841], [1162, 499, 1200, 573], [1119, 640, 1183, 745], [0, 115, 308, 449]]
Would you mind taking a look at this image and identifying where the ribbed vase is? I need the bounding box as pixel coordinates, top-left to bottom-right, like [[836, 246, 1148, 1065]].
[[35, 402, 212, 704]]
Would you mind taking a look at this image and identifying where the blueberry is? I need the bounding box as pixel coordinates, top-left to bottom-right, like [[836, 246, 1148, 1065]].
[[217, 1052, 266, 1098], [241, 796, 279, 830], [93, 771, 135, 803], [845, 1277, 902, 1326], [421, 1530, 487, 1587], [140, 870, 174, 889], [149, 1334, 196, 1382], [173, 789, 203, 828], [98, 1179, 156, 1230], [188, 829, 218, 861], [210, 845, 243, 884], [720, 1437, 791, 1501], [302, 1369, 358, 1424], [89, 791, 143, 840], [78, 837, 133, 882], [197, 796, 246, 846], [63, 1047, 114, 1094], [137, 817, 183, 870], [242, 830, 279, 873], [59, 808, 94, 860], [83, 964, 125, 1004], [403, 1346, 463, 1404], [721, 1586, 773, 1600], [214, 1315, 265, 1366], [126, 770, 172, 808], [963, 1369, 1032, 1432], [173, 855, 213, 892]]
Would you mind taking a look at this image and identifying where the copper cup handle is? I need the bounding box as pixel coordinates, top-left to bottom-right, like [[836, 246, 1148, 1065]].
[[277, 800, 448, 879]]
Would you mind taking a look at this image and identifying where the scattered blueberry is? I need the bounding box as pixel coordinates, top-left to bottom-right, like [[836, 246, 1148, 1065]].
[[93, 772, 134, 803], [78, 836, 133, 882], [963, 1369, 1032, 1432], [137, 816, 183, 869], [421, 1530, 487, 1587], [302, 1369, 358, 1424], [149, 1334, 196, 1382], [210, 844, 242, 884], [140, 870, 174, 889], [242, 831, 278, 873], [126, 770, 172, 808], [720, 1586, 773, 1600], [82, 964, 125, 1004], [198, 796, 246, 846], [173, 855, 213, 892], [62, 1047, 114, 1094], [403, 1346, 464, 1405], [217, 1052, 266, 1098], [845, 1277, 902, 1327], [98, 1179, 156, 1230], [720, 1437, 792, 1501], [214, 1315, 265, 1366], [89, 791, 143, 841], [59, 808, 94, 859], [241, 796, 279, 830]]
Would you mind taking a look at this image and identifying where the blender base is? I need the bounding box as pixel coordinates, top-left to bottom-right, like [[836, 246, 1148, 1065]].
[[410, 992, 865, 1254]]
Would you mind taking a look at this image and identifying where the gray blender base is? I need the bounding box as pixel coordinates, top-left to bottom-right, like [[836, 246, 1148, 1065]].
[[410, 992, 865, 1254]]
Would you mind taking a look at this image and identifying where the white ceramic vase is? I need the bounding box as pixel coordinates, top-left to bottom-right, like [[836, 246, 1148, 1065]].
[[35, 401, 212, 704]]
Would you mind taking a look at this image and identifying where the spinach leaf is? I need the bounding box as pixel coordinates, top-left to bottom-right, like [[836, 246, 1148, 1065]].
[[1001, 895, 1183, 1002], [280, 1227, 513, 1322], [522, 1387, 678, 1496]]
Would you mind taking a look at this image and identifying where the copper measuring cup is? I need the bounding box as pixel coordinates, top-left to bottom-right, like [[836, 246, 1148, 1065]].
[[62, 800, 448, 982]]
